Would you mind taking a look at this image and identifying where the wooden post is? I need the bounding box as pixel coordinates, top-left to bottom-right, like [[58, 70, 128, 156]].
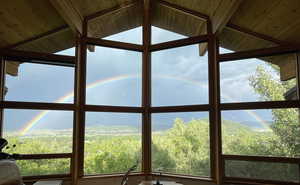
[[296, 53, 300, 100], [0, 56, 5, 138], [207, 19, 222, 184], [142, 0, 152, 176], [72, 20, 88, 185], [71, 39, 79, 185], [296, 53, 300, 182]]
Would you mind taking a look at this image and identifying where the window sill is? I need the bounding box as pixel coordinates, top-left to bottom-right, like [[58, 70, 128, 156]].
[[80, 172, 213, 182]]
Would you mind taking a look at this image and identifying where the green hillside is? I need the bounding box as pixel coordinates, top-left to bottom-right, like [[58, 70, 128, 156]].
[[3, 118, 298, 182]]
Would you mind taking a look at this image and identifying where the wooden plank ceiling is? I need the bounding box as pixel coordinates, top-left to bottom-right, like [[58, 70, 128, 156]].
[[0, 0, 300, 80]]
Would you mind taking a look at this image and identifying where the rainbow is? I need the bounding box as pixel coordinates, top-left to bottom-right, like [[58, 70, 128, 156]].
[[19, 74, 270, 135], [19, 74, 138, 136]]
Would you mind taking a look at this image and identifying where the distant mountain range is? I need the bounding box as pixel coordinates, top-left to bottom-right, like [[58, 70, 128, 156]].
[[5, 118, 273, 137]]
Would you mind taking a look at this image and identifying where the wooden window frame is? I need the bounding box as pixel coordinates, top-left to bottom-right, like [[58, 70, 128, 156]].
[[0, 52, 76, 182], [0, 1, 299, 185], [218, 50, 300, 185]]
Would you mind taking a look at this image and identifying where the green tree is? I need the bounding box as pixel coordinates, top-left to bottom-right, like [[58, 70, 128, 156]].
[[249, 64, 300, 157], [152, 118, 210, 176]]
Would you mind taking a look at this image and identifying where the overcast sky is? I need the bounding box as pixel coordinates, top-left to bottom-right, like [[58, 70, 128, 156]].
[[3, 26, 276, 133]]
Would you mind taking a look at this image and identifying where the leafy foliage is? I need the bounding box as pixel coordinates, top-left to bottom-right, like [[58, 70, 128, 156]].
[[249, 64, 300, 157]]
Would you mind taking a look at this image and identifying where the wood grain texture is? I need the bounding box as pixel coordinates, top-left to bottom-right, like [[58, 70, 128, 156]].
[[0, 1, 65, 47], [199, 0, 242, 56]]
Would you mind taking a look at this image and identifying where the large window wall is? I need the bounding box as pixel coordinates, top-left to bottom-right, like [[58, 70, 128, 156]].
[[0, 53, 75, 179], [0, 1, 300, 185], [219, 51, 300, 184]]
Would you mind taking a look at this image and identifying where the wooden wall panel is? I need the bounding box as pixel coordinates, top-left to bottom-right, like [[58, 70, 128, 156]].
[[162, 0, 222, 18], [88, 4, 142, 39], [0, 0, 65, 47], [73, 0, 137, 17], [15, 28, 75, 54], [152, 3, 206, 37]]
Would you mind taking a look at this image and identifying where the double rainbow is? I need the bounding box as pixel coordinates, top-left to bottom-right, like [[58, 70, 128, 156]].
[[19, 74, 270, 136]]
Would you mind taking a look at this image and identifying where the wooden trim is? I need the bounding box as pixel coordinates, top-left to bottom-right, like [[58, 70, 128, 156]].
[[3, 25, 69, 50], [82, 173, 212, 182], [71, 38, 80, 185], [150, 105, 210, 113], [0, 49, 75, 64], [142, 0, 152, 175], [81, 172, 145, 180], [223, 155, 300, 164], [23, 174, 71, 181], [1, 101, 75, 110], [75, 21, 88, 179], [15, 153, 72, 160], [219, 45, 300, 62], [224, 177, 299, 185], [296, 53, 300, 100], [84, 105, 144, 113], [85, 0, 141, 21], [207, 20, 215, 181], [220, 101, 300, 110], [298, 163, 300, 183], [157, 0, 209, 21], [0, 57, 4, 137], [5, 56, 75, 68], [207, 24, 222, 184], [151, 172, 213, 181], [207, 19, 213, 39], [150, 35, 209, 52], [84, 37, 143, 52]]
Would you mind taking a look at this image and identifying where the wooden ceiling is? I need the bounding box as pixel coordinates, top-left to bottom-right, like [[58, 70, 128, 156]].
[[0, 0, 300, 80]]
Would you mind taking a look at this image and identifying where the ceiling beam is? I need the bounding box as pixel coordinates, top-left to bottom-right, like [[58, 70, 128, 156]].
[[85, 0, 141, 21], [157, 0, 297, 54], [3, 25, 69, 50], [50, 0, 95, 51], [226, 22, 292, 45], [199, 0, 243, 56], [157, 0, 209, 21], [50, 0, 84, 34]]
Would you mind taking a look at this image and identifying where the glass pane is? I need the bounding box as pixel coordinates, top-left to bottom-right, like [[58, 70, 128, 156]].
[[17, 159, 70, 176], [55, 47, 75, 56], [84, 112, 141, 175], [86, 46, 142, 106], [152, 44, 208, 106], [152, 26, 186, 44], [220, 53, 297, 103], [103, 27, 142, 45], [152, 112, 210, 177], [225, 160, 299, 182], [5, 62, 74, 103], [222, 108, 300, 157], [3, 109, 73, 154]]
